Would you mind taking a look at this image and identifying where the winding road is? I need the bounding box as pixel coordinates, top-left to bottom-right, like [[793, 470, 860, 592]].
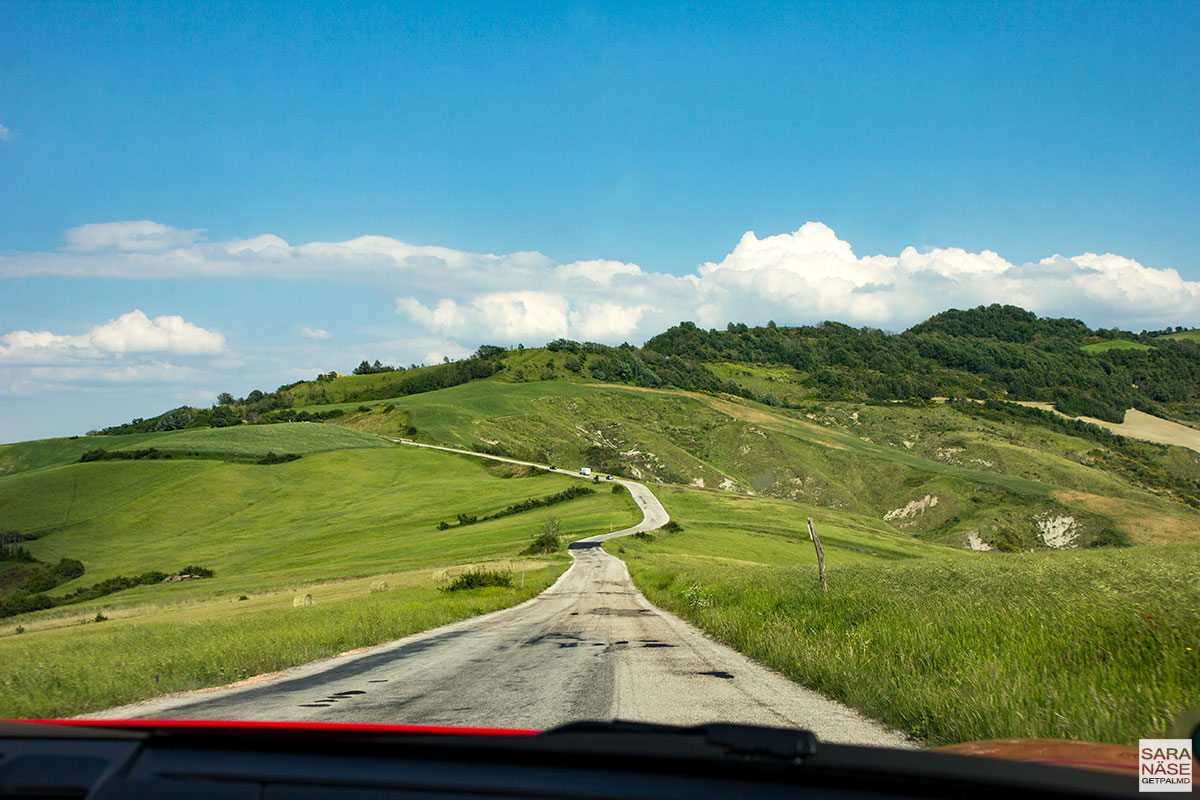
[[88, 442, 911, 747]]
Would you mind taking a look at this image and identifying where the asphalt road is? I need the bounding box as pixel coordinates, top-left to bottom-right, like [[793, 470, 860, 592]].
[[89, 442, 912, 747]]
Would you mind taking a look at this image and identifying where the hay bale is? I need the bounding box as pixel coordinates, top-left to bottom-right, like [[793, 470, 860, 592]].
[[369, 580, 389, 594], [293, 593, 313, 607]]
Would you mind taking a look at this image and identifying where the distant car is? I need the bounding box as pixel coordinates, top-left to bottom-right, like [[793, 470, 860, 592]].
[[606, 475, 614, 481], [579, 467, 591, 476]]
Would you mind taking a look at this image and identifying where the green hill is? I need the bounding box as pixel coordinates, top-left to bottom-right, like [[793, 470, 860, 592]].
[[313, 380, 1199, 550]]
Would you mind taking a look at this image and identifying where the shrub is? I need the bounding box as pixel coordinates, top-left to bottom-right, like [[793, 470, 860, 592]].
[[55, 558, 85, 580], [441, 567, 513, 592], [178, 565, 215, 578], [257, 452, 301, 465], [522, 518, 561, 555], [1091, 527, 1132, 548], [662, 520, 683, 533], [237, 595, 249, 601], [93, 612, 108, 623], [611, 483, 626, 494]]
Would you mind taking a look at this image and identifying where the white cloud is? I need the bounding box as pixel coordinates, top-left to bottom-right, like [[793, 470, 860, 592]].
[[298, 326, 332, 340], [4, 220, 1199, 350], [0, 311, 225, 397], [569, 301, 655, 340], [87, 310, 225, 354], [0, 123, 11, 141], [63, 220, 205, 252], [400, 291, 571, 343]]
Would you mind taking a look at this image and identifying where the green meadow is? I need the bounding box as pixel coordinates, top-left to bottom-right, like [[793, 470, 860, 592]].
[[0, 442, 637, 596], [0, 430, 639, 716], [0, 432, 163, 477], [1080, 339, 1155, 352], [112, 422, 391, 455], [609, 486, 1200, 746]]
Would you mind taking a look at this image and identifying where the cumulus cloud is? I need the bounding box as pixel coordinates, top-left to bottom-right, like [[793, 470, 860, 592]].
[[0, 123, 11, 141], [399, 291, 571, 343], [298, 326, 332, 340], [64, 220, 206, 252], [4, 220, 1198, 350], [0, 311, 224, 377]]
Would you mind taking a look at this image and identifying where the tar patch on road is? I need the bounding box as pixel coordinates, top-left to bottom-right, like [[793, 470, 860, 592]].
[[590, 607, 653, 617], [698, 670, 735, 679]]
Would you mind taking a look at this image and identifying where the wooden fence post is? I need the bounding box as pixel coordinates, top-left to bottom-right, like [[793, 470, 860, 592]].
[[807, 518, 827, 594]]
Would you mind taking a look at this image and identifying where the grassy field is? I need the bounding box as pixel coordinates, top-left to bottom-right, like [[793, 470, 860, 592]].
[[609, 487, 1200, 745], [0, 562, 566, 719], [1161, 330, 1200, 342], [0, 432, 163, 477], [324, 379, 1199, 548], [113, 422, 391, 455], [1080, 339, 1154, 352], [0, 444, 638, 598]]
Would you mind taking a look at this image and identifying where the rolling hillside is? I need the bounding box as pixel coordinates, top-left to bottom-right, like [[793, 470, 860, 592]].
[[312, 380, 1200, 550]]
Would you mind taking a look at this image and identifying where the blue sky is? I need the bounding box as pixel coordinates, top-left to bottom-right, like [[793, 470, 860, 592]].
[[1, 0, 1198, 442]]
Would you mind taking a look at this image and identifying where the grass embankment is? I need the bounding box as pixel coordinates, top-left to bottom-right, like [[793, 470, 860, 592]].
[[0, 563, 565, 719], [612, 488, 1200, 746]]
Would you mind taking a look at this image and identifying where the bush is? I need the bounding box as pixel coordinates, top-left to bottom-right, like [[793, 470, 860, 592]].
[[522, 518, 561, 555], [441, 567, 513, 592], [178, 565, 215, 578], [257, 452, 301, 465], [661, 520, 683, 532], [1091, 527, 1132, 548], [612, 483, 626, 494], [55, 558, 85, 581]]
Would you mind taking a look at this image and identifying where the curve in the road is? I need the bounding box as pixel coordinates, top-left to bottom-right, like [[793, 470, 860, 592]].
[[391, 439, 670, 542], [85, 439, 913, 748]]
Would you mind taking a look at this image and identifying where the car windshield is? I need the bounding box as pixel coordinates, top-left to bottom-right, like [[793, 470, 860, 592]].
[[1, 0, 1197, 772]]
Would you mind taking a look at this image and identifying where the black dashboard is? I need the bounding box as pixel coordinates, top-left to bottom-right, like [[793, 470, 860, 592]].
[[0, 720, 1140, 800]]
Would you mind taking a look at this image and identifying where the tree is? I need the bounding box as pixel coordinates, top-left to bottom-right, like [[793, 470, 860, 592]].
[[216, 392, 235, 406], [474, 345, 506, 359], [154, 407, 193, 432]]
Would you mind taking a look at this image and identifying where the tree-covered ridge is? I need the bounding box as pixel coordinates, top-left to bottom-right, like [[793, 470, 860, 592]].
[[635, 305, 1200, 422], [90, 304, 1199, 435]]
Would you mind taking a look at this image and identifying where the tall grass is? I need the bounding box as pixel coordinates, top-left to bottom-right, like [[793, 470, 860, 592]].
[[623, 543, 1200, 745]]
